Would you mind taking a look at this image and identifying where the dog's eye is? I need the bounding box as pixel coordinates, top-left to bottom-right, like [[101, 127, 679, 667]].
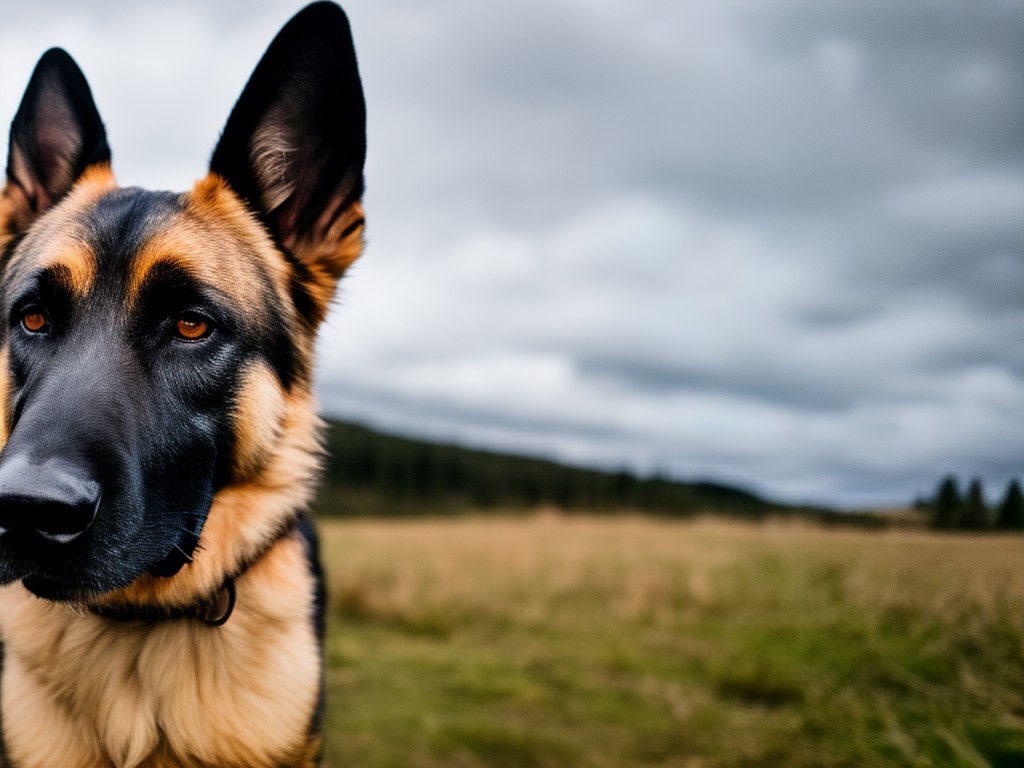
[[20, 308, 49, 334], [174, 313, 212, 341]]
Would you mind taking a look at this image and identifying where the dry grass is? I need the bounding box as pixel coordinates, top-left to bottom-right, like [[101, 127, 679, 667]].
[[317, 514, 1024, 767]]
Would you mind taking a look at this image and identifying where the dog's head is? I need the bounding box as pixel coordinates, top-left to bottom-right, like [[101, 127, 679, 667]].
[[0, 2, 364, 605]]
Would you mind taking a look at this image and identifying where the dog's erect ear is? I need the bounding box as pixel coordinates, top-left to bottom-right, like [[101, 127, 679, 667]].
[[3, 48, 110, 234], [210, 2, 366, 280]]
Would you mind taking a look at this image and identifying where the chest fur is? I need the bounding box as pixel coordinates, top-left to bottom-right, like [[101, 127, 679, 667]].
[[0, 539, 321, 768]]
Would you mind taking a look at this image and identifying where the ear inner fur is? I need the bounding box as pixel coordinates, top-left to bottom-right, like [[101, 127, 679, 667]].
[[208, 0, 366, 319], [4, 48, 110, 234]]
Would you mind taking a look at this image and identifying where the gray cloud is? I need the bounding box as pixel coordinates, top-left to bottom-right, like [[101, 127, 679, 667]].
[[1, 1, 1021, 508]]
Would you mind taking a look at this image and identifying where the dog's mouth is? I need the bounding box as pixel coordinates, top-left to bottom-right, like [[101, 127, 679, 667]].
[[145, 506, 206, 578], [1, 505, 210, 603]]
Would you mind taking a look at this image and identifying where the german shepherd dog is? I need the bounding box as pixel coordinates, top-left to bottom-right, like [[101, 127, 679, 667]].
[[0, 3, 364, 765]]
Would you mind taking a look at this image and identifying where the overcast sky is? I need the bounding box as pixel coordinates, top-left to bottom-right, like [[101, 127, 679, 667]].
[[2, 1, 1022, 508]]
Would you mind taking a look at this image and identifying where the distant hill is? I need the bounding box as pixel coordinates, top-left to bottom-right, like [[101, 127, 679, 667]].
[[314, 419, 826, 520]]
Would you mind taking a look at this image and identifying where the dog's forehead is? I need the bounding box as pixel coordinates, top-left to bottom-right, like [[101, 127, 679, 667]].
[[8, 177, 284, 313], [85, 187, 182, 258]]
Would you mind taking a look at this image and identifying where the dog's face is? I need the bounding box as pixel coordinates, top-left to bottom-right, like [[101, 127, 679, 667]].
[[0, 3, 365, 603]]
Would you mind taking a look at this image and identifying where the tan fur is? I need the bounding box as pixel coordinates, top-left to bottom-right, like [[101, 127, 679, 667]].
[[185, 174, 299, 298], [188, 174, 365, 328], [0, 347, 8, 445], [291, 200, 365, 326], [232, 363, 289, 481], [1, 165, 114, 281], [128, 178, 290, 317], [0, 532, 320, 768]]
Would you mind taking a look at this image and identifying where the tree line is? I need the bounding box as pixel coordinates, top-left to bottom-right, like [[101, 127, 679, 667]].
[[925, 475, 1024, 531], [315, 419, 785, 518], [315, 420, 1020, 531]]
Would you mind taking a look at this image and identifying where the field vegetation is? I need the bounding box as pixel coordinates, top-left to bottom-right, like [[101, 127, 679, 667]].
[[317, 514, 1024, 768]]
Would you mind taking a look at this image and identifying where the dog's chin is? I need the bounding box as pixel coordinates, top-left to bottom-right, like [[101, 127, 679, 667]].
[[21, 567, 146, 604], [21, 575, 97, 603], [1, 511, 208, 604]]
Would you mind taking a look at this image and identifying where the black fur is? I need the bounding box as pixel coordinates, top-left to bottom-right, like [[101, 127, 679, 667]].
[[211, 1, 365, 247], [298, 516, 328, 751]]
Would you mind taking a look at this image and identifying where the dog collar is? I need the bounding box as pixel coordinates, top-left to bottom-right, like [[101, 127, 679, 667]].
[[87, 514, 301, 626], [89, 577, 236, 626]]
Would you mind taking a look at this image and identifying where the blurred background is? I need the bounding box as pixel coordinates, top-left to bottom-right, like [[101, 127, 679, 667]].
[[2, 0, 1021, 511]]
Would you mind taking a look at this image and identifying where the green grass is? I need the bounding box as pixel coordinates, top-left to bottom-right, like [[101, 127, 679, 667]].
[[316, 515, 1024, 767]]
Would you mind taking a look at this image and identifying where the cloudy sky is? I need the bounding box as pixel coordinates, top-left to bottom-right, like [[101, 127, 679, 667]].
[[2, 1, 1022, 508]]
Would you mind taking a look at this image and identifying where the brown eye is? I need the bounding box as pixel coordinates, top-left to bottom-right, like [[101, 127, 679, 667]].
[[175, 314, 211, 341], [21, 309, 48, 333]]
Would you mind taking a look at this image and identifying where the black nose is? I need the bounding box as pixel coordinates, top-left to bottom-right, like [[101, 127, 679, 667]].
[[0, 454, 100, 545]]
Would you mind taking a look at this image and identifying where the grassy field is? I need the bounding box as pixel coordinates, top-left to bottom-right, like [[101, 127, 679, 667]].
[[316, 514, 1024, 768]]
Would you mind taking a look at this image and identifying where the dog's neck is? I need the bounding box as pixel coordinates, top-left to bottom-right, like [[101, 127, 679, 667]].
[[86, 511, 305, 626], [0, 529, 322, 768]]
